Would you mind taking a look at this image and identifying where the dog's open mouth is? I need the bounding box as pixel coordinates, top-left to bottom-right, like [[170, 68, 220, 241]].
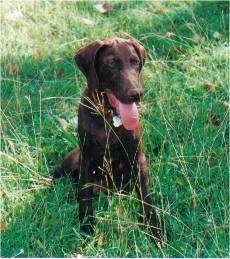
[[106, 92, 139, 131]]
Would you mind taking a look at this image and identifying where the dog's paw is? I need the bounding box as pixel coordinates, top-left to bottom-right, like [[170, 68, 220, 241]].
[[50, 166, 64, 181]]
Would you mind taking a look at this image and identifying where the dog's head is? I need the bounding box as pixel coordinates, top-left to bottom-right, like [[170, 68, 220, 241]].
[[75, 38, 146, 102], [74, 38, 146, 130]]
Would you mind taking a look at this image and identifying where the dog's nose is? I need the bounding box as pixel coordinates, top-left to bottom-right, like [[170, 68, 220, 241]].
[[127, 89, 141, 102]]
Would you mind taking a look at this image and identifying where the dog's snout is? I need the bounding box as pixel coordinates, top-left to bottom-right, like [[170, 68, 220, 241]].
[[127, 88, 141, 102]]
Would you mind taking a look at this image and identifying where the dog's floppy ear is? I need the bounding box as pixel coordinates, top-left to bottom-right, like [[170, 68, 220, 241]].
[[74, 41, 105, 91], [130, 39, 147, 68]]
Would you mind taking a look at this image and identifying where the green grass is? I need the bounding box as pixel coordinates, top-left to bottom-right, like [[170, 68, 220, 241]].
[[1, 0, 229, 257]]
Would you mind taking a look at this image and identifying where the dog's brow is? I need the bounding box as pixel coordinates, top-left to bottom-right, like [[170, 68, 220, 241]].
[[107, 55, 116, 59], [105, 55, 119, 61], [126, 45, 137, 54], [129, 54, 139, 59]]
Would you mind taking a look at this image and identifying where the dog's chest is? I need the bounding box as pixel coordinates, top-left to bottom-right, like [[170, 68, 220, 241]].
[[92, 134, 138, 181], [93, 148, 136, 192]]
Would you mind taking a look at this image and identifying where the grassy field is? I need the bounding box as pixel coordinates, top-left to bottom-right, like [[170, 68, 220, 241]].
[[1, 1, 229, 257]]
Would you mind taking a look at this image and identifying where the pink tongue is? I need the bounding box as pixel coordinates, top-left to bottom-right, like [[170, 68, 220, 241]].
[[106, 93, 139, 131], [118, 102, 139, 130]]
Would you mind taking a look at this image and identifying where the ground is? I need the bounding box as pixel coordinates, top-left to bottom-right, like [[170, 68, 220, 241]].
[[1, 1, 229, 257]]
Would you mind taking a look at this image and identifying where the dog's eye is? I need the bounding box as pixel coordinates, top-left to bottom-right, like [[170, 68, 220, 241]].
[[107, 58, 119, 68], [130, 58, 140, 66]]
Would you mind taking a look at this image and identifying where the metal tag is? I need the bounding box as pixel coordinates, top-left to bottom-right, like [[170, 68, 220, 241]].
[[113, 115, 122, 127]]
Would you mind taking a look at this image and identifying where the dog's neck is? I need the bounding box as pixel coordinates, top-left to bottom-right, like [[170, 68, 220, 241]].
[[91, 90, 117, 117]]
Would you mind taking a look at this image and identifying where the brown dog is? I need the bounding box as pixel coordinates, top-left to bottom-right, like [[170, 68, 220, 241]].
[[52, 38, 162, 245]]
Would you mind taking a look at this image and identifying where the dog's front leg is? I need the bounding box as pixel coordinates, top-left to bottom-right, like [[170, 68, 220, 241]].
[[77, 158, 95, 234], [136, 154, 163, 245]]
